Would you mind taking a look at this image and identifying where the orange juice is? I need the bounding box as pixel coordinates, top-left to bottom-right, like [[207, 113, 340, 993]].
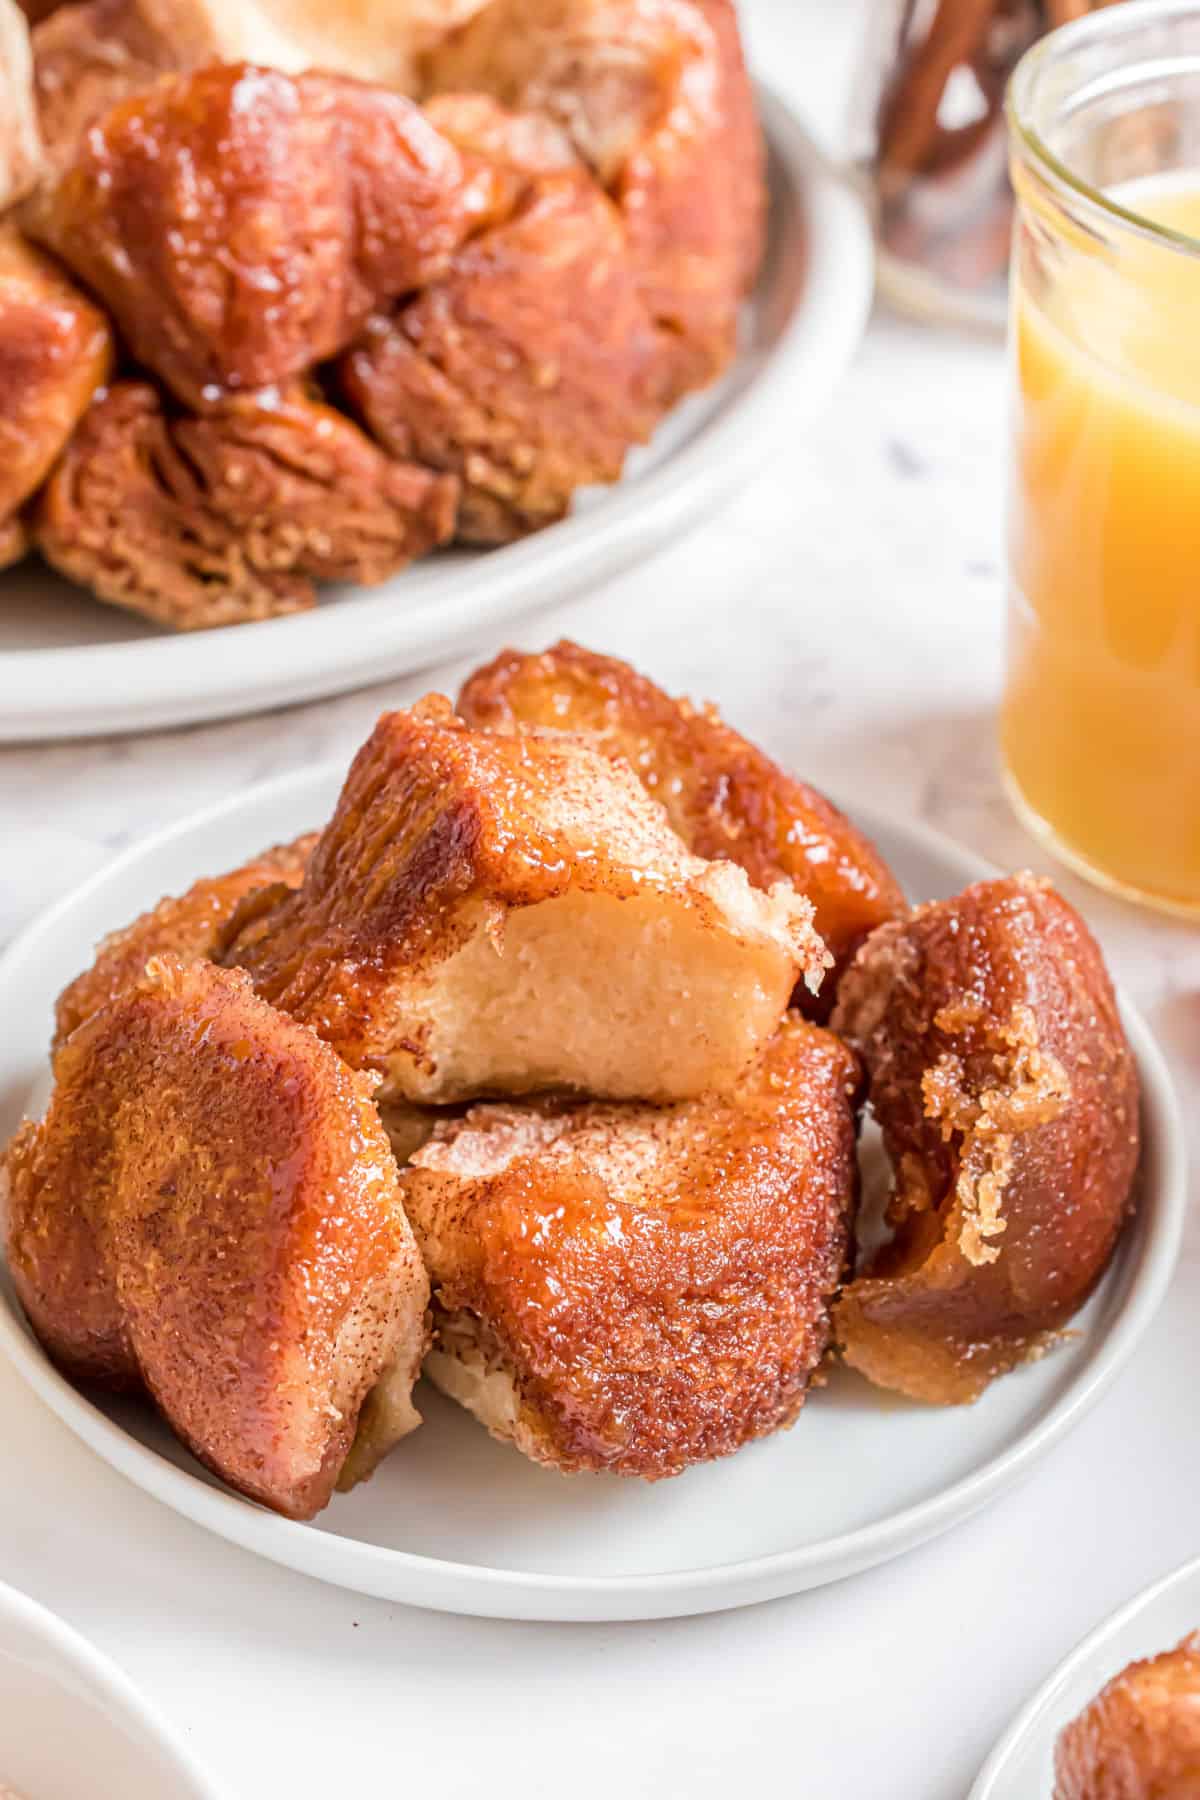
[[1004, 173, 1200, 913]]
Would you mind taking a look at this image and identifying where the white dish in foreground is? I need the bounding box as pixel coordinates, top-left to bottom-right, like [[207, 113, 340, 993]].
[[0, 766, 1180, 1627], [0, 1578, 221, 1799], [972, 1554, 1200, 1798], [0, 89, 872, 742], [0, 772, 1183, 1621]]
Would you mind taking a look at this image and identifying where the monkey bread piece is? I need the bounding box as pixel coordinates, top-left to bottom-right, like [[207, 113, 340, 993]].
[[401, 1016, 862, 1477], [458, 641, 908, 1016], [3, 958, 430, 1519], [53, 832, 316, 1051], [36, 381, 458, 630], [340, 163, 678, 544], [29, 0, 491, 164], [0, 222, 113, 551], [831, 874, 1141, 1405], [26, 62, 474, 407], [1054, 1636, 1200, 1799], [425, 0, 766, 385], [222, 697, 828, 1104]]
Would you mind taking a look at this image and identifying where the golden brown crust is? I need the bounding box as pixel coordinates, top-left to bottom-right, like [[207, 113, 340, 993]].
[[4, 957, 429, 1519], [36, 381, 457, 629], [1, 0, 45, 208], [458, 640, 908, 1014], [425, 0, 765, 385], [403, 1015, 862, 1477], [26, 61, 474, 406], [340, 159, 680, 544], [0, 221, 112, 536], [1055, 1637, 1200, 1799], [831, 874, 1141, 1403], [54, 832, 316, 1051], [223, 696, 826, 1102]]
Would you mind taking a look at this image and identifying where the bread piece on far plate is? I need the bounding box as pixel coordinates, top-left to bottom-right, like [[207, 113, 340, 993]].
[[223, 696, 829, 1103], [53, 831, 316, 1051], [401, 1015, 863, 1477], [1054, 1635, 1200, 1800], [3, 957, 429, 1519], [459, 641, 908, 1017]]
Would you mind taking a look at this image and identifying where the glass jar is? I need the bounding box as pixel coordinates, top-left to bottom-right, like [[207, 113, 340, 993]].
[[853, 2, 1121, 331], [1004, 0, 1200, 915]]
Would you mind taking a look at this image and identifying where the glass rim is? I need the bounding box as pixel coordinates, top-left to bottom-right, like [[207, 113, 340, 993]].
[[1007, 0, 1200, 258]]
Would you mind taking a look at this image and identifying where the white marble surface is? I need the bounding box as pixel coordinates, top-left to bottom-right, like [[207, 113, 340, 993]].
[[0, 3, 1197, 1796]]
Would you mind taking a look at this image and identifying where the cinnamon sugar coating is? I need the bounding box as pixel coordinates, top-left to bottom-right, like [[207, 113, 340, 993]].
[[26, 62, 474, 406], [54, 831, 316, 1051], [36, 382, 457, 629], [425, 0, 764, 385], [1055, 1636, 1200, 1799], [459, 641, 908, 1014], [0, 222, 112, 551], [831, 874, 1141, 1403], [4, 958, 429, 1519], [402, 1015, 863, 1477], [223, 697, 828, 1103], [340, 132, 681, 544]]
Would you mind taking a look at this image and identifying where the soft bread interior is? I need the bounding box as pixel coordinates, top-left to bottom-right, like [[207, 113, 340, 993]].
[[384, 873, 819, 1103]]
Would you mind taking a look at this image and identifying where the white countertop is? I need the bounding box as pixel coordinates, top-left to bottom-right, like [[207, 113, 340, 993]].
[[1, 4, 1198, 1795]]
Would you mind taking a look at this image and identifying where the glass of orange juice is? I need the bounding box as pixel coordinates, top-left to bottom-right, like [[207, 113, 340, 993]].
[[1005, 1, 1200, 916]]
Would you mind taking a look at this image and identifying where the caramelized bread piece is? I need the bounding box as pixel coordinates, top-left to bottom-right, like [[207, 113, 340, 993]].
[[1055, 1636, 1200, 1799], [0, 222, 112, 546], [54, 832, 316, 1051], [223, 697, 828, 1103], [3, 958, 429, 1518], [425, 0, 765, 384], [402, 1016, 861, 1477], [832, 875, 1140, 1403], [30, 0, 490, 163], [459, 641, 908, 1014], [340, 161, 679, 544], [37, 381, 456, 629], [26, 62, 473, 405]]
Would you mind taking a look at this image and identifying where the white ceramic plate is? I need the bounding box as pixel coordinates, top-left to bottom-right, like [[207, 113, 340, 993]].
[[0, 90, 873, 742], [0, 1579, 222, 1799], [971, 1555, 1200, 1798], [0, 768, 1184, 1621]]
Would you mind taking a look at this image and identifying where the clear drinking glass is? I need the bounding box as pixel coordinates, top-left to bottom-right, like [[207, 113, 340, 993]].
[[1004, 0, 1200, 915]]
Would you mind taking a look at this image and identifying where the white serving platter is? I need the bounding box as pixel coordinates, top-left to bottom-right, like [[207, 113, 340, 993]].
[[0, 772, 1183, 1622], [0, 88, 874, 741], [0, 1578, 222, 1799], [972, 1554, 1200, 1798]]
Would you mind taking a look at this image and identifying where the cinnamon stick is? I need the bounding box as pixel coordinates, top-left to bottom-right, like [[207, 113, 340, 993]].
[[879, 0, 997, 177]]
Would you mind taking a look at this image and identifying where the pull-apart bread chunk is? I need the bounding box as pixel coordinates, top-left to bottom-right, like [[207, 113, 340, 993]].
[[3, 958, 429, 1519], [26, 62, 475, 406], [223, 698, 828, 1103], [36, 381, 456, 628], [1055, 1636, 1200, 1800], [29, 0, 491, 162], [831, 875, 1140, 1404], [459, 642, 908, 1015], [0, 221, 112, 566], [424, 0, 765, 384], [401, 1017, 862, 1477], [54, 832, 315, 1050], [340, 100, 681, 544]]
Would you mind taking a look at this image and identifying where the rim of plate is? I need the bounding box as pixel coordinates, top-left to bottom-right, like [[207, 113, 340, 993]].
[[0, 1578, 226, 1799], [0, 86, 876, 741], [970, 1551, 1200, 1796], [0, 775, 1185, 1620]]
